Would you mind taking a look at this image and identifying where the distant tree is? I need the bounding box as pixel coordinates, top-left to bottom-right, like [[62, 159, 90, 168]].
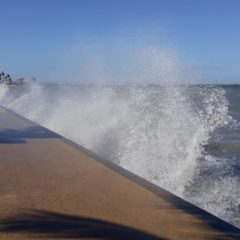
[[4, 74, 8, 84], [2, 72, 5, 83], [0, 72, 4, 83], [5, 74, 12, 85]]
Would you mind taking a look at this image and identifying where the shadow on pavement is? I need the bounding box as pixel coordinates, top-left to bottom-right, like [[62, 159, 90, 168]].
[[0, 209, 166, 240]]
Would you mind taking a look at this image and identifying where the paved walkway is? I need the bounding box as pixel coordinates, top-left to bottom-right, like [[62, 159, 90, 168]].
[[0, 107, 239, 239]]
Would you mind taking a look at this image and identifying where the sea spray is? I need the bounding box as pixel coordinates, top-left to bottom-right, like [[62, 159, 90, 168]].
[[1, 83, 238, 226]]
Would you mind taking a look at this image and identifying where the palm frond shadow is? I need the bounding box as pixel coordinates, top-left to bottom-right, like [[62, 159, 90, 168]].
[[0, 209, 166, 239]]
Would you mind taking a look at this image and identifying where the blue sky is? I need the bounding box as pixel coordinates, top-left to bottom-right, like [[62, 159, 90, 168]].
[[0, 0, 239, 83]]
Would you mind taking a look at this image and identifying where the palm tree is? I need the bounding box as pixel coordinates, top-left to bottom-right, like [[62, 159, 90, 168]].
[[5, 74, 12, 85], [0, 72, 5, 83], [2, 72, 5, 83]]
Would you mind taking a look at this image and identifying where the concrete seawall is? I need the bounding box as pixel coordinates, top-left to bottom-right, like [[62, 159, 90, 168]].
[[0, 106, 239, 239]]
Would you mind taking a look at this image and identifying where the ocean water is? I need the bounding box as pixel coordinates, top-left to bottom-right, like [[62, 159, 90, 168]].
[[0, 83, 239, 227]]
